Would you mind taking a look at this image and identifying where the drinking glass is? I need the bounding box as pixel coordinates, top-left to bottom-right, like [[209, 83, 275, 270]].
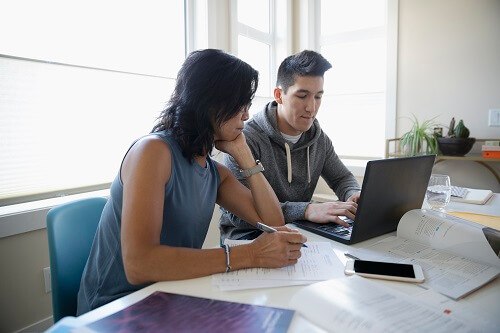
[[426, 174, 451, 212]]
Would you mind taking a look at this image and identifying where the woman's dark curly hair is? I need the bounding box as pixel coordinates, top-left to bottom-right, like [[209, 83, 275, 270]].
[[152, 49, 258, 160]]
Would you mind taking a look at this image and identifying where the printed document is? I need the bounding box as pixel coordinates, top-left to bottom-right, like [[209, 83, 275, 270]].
[[212, 241, 341, 291], [350, 209, 499, 299], [290, 276, 496, 333]]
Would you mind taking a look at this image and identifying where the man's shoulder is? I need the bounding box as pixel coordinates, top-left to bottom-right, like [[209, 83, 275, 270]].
[[312, 126, 333, 146], [243, 117, 271, 142]]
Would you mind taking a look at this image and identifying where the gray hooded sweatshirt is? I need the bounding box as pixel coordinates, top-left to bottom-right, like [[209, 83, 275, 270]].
[[219, 101, 361, 241]]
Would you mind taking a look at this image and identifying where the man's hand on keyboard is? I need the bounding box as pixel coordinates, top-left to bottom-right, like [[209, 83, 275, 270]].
[[304, 201, 357, 227]]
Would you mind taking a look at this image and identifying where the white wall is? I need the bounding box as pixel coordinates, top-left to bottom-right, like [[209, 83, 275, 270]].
[[397, 0, 500, 191]]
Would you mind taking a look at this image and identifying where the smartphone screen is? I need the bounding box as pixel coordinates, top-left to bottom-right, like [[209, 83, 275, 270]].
[[354, 260, 415, 278]]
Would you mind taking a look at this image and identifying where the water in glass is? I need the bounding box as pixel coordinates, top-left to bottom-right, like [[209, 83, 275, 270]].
[[426, 174, 451, 211]]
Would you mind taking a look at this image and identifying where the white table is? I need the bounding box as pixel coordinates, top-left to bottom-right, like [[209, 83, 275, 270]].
[[76, 207, 500, 332]]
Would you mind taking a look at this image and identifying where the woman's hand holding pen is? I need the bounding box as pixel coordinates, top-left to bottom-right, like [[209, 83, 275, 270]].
[[247, 226, 307, 268], [216, 132, 298, 268]]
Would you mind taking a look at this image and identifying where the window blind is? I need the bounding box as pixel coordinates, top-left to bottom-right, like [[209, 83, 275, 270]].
[[0, 0, 184, 205]]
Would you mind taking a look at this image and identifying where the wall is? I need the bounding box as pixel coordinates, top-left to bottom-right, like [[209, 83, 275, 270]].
[[0, 228, 52, 333], [2, 1, 500, 331], [397, 0, 500, 191]]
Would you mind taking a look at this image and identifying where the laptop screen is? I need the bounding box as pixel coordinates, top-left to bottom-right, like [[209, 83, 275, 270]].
[[350, 155, 436, 243], [294, 155, 436, 244]]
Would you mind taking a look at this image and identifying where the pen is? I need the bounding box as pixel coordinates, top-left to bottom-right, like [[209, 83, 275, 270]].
[[255, 222, 308, 248], [256, 222, 278, 233], [344, 252, 360, 260]]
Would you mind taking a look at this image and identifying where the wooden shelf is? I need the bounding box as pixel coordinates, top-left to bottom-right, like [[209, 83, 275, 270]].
[[385, 138, 500, 183], [436, 154, 499, 163]]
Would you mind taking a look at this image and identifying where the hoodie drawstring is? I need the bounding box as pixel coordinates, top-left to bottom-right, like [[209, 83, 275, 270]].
[[307, 146, 311, 183], [285, 142, 292, 184], [284, 143, 311, 184]]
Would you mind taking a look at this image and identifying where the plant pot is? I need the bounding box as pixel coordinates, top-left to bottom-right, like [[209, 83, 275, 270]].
[[437, 137, 476, 156]]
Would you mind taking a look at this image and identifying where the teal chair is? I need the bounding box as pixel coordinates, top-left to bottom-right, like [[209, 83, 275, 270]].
[[46, 197, 107, 322]]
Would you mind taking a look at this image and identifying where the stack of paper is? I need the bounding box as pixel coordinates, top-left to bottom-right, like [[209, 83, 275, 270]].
[[451, 188, 493, 205], [212, 241, 340, 291]]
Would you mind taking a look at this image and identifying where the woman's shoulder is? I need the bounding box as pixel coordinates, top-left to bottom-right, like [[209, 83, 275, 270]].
[[124, 134, 173, 169], [149, 131, 184, 153], [134, 134, 171, 151], [120, 134, 173, 186]]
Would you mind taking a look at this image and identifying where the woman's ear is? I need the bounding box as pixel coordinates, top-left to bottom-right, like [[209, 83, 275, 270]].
[[274, 87, 283, 104]]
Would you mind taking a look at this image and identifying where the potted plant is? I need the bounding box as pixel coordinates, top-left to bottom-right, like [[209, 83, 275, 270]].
[[436, 118, 476, 156], [400, 115, 439, 156]]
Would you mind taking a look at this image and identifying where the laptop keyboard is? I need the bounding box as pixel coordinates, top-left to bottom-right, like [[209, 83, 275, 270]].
[[316, 218, 354, 237]]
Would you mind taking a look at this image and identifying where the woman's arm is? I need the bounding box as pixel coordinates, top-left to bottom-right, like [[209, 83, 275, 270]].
[[119, 136, 303, 285], [120, 136, 232, 284], [215, 133, 285, 227]]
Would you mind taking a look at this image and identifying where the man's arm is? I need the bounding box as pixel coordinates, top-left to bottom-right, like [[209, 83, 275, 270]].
[[302, 136, 361, 226], [320, 136, 361, 201]]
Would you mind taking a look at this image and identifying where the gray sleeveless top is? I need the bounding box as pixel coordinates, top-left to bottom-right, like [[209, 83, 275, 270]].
[[77, 131, 220, 314]]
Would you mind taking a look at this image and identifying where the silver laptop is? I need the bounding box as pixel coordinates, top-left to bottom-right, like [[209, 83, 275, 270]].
[[293, 155, 436, 244]]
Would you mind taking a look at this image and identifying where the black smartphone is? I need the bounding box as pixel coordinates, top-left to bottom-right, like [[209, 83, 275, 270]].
[[344, 259, 425, 283]]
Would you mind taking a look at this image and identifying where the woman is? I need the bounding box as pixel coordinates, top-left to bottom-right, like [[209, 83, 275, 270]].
[[77, 49, 307, 314]]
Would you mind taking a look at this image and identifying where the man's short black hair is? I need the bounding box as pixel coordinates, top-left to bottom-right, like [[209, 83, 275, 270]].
[[276, 50, 332, 93]]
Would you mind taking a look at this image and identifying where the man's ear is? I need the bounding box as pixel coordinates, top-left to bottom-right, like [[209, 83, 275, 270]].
[[274, 87, 283, 104]]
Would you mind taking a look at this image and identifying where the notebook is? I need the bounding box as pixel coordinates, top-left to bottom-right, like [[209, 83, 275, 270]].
[[450, 185, 469, 198], [293, 155, 436, 245], [450, 188, 493, 205]]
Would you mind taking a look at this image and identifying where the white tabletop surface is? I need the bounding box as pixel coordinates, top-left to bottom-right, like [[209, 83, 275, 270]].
[[76, 202, 500, 332]]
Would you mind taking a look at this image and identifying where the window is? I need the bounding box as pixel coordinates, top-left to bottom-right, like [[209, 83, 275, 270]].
[[231, 0, 289, 103], [0, 0, 184, 78], [238, 34, 272, 97], [316, 0, 397, 161], [230, 0, 291, 118], [0, 0, 185, 205], [231, 0, 274, 98]]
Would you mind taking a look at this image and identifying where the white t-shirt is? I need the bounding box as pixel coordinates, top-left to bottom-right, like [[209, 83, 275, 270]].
[[281, 132, 302, 144]]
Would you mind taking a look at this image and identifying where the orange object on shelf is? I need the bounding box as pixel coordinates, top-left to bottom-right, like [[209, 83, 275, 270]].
[[482, 150, 500, 158]]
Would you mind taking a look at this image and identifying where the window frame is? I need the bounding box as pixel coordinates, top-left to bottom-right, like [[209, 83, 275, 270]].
[[229, 0, 291, 99]]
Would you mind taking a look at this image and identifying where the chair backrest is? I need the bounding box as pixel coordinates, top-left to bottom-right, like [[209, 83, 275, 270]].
[[46, 197, 107, 322]]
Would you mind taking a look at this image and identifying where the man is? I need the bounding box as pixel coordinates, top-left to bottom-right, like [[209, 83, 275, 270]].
[[219, 50, 361, 241]]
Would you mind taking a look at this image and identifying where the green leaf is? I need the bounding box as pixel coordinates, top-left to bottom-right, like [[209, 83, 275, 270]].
[[399, 114, 439, 156]]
